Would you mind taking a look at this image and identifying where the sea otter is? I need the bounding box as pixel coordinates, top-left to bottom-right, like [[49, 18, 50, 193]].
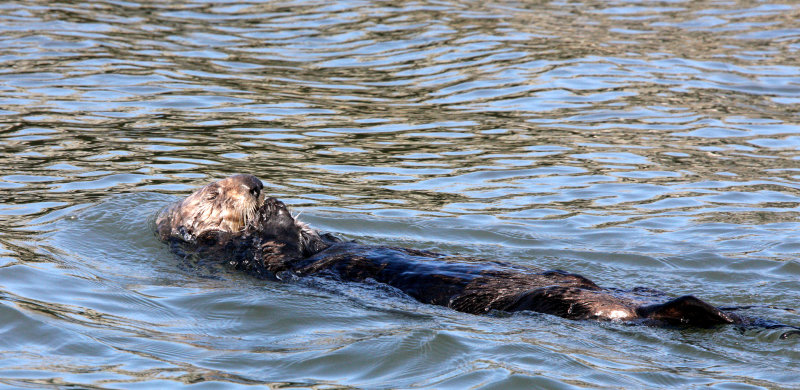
[[156, 174, 797, 333]]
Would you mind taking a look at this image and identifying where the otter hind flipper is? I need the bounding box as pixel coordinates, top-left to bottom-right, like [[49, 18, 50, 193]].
[[637, 295, 740, 327]]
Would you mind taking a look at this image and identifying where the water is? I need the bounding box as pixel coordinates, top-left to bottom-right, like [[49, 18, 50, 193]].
[[1, 0, 799, 388]]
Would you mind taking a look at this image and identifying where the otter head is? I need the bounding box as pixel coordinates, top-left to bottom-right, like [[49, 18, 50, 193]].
[[157, 174, 335, 266], [156, 174, 265, 242]]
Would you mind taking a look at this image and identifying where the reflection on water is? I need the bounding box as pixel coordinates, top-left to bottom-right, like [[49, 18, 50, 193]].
[[1, 0, 799, 388]]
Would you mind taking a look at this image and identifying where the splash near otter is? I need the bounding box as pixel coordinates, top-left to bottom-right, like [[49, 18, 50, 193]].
[[157, 174, 797, 333]]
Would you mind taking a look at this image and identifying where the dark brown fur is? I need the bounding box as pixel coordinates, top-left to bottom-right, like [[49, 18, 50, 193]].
[[157, 174, 798, 333]]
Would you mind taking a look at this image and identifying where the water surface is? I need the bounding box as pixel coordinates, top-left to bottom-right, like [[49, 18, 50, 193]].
[[1, 0, 799, 388]]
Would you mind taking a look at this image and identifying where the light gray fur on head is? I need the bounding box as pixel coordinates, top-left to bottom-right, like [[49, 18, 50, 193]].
[[156, 174, 264, 241]]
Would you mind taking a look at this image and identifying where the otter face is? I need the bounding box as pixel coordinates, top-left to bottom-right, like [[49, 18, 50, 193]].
[[157, 174, 335, 266], [156, 174, 265, 241]]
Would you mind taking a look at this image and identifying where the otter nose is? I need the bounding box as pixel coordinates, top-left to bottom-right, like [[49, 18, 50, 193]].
[[231, 174, 263, 194], [238, 174, 262, 188]]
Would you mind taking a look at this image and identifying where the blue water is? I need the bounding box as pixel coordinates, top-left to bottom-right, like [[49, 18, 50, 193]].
[[1, 0, 799, 388]]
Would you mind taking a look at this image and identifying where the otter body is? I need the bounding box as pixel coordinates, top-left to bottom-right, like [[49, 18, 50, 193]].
[[217, 237, 740, 327], [156, 174, 793, 331]]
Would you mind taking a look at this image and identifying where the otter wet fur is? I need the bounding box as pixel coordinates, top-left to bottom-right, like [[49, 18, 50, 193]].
[[156, 174, 799, 337]]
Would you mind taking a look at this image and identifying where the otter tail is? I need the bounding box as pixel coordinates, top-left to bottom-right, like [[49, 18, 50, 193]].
[[637, 295, 800, 338], [636, 295, 741, 328]]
